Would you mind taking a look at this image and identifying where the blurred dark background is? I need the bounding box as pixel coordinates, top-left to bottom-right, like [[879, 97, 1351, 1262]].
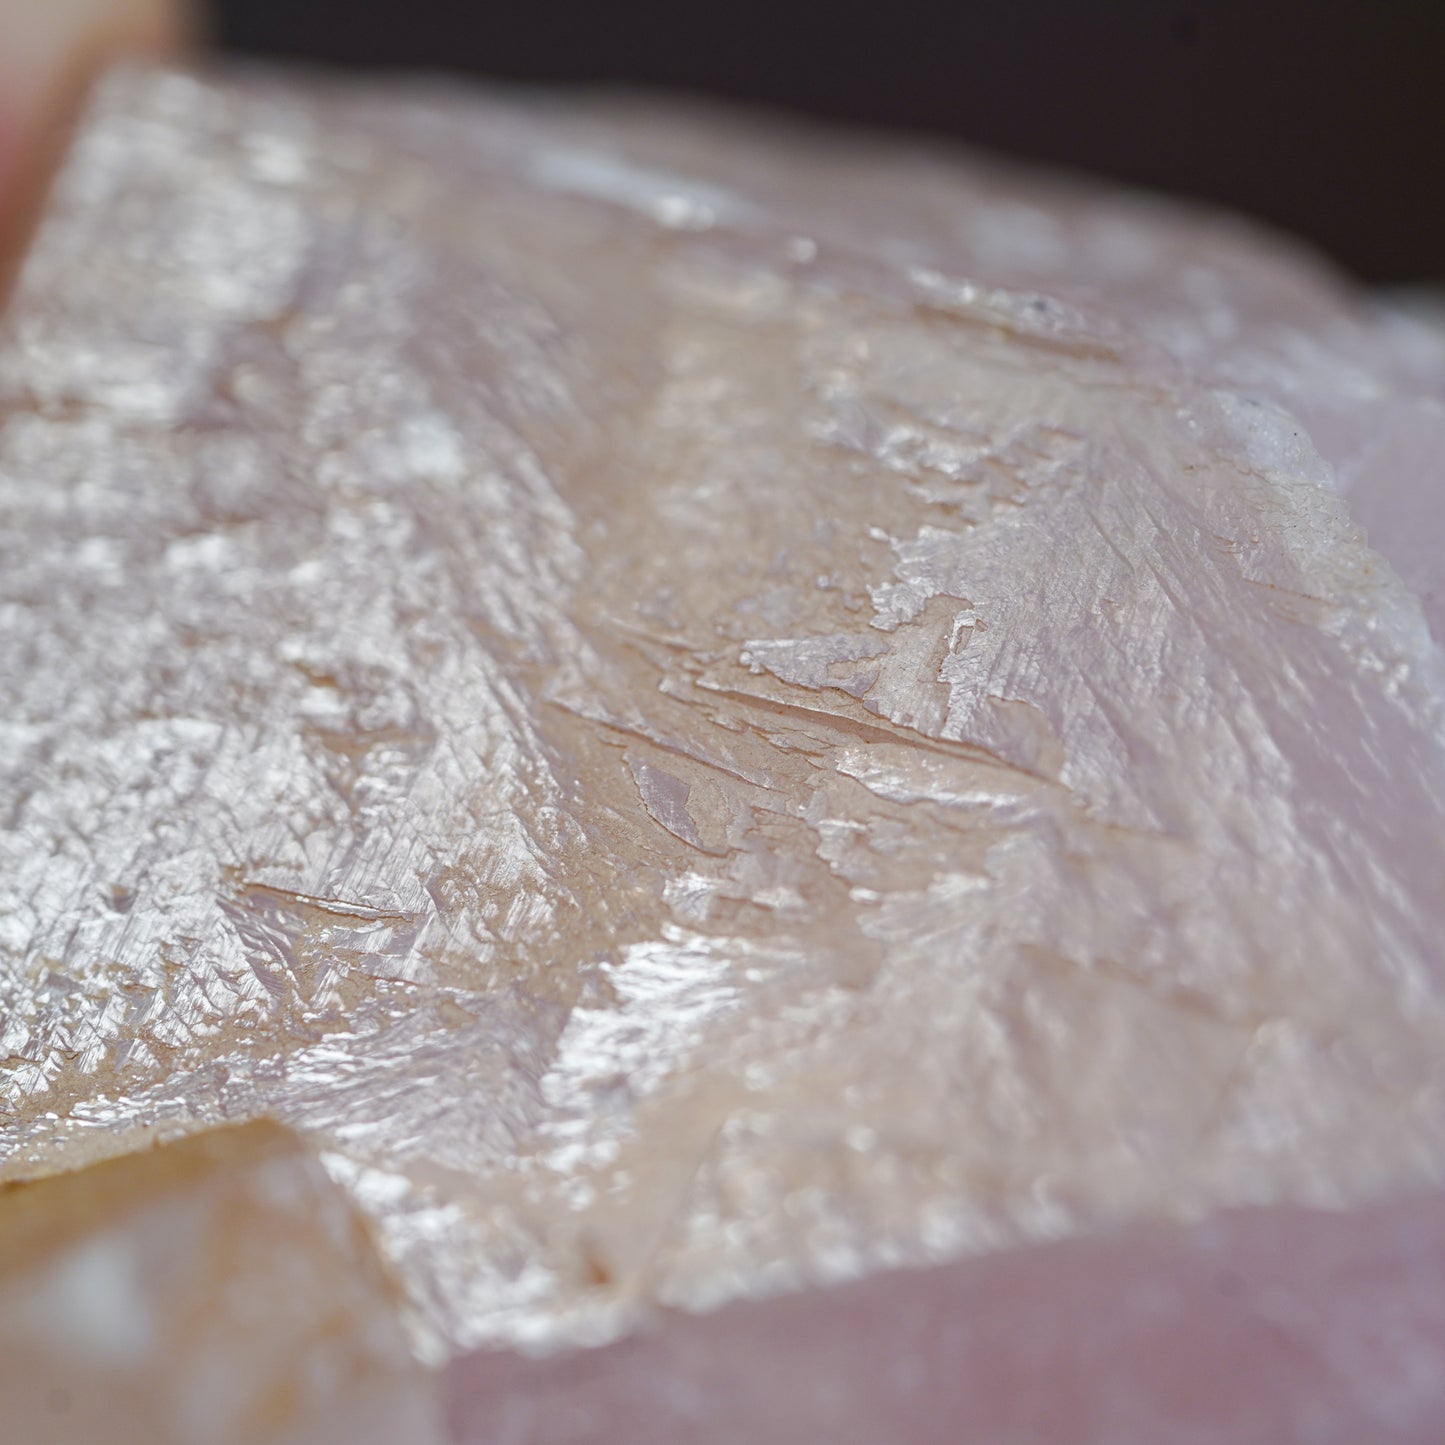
[[214, 0, 1445, 285]]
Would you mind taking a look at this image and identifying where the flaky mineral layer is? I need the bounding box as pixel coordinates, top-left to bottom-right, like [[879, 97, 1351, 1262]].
[[2, 63, 1445, 1387]]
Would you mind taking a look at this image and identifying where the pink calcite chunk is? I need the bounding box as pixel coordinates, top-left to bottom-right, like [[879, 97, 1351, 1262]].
[[448, 1193, 1445, 1444], [1, 62, 1444, 1438]]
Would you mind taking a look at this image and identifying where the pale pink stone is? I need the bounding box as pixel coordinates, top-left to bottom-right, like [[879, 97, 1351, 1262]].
[[448, 1193, 1445, 1444], [0, 1123, 442, 1445]]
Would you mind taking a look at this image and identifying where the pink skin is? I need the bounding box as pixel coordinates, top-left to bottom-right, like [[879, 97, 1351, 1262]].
[[0, 93, 20, 214]]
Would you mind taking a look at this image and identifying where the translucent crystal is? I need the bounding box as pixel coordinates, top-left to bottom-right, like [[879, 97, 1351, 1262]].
[[1, 63, 1444, 1432]]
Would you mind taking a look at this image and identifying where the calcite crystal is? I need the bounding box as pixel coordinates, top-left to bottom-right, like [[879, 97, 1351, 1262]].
[[2, 63, 1445, 1438]]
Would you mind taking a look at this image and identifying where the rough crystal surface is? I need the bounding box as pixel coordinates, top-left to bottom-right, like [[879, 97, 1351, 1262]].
[[2, 63, 1445, 1416]]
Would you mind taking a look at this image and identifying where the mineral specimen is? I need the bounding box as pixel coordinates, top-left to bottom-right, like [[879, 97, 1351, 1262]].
[[2, 63, 1444, 1439]]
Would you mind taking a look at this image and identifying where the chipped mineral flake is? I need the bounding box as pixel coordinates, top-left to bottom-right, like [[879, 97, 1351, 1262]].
[[2, 64, 1445, 1373]]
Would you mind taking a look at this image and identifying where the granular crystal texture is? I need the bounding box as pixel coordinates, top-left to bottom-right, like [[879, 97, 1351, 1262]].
[[2, 62, 1445, 1421]]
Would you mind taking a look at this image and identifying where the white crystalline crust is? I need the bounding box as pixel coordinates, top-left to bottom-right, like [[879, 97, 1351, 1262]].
[[1, 66, 1444, 1356]]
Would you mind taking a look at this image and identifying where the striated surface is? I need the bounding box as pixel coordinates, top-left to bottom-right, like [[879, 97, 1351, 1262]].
[[2, 60, 1445, 1400], [0, 1122, 442, 1444]]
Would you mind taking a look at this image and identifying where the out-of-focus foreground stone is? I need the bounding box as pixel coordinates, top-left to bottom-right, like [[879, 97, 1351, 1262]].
[[2, 63, 1445, 1440], [0, 1123, 443, 1445]]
